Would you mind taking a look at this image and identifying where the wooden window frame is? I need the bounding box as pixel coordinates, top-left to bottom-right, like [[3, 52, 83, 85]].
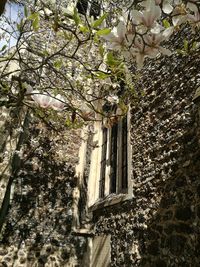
[[87, 111, 132, 209]]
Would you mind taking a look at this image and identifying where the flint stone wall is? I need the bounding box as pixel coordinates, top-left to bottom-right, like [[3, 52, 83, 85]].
[[93, 46, 200, 266], [0, 117, 86, 267]]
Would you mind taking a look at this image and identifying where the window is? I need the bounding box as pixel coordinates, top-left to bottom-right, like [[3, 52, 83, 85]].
[[87, 111, 132, 208], [90, 1, 101, 19], [76, 0, 101, 18], [99, 116, 128, 198], [76, 0, 88, 15]]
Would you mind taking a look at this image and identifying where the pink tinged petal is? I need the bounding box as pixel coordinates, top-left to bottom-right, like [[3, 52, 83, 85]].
[[187, 2, 198, 12], [187, 14, 196, 22], [162, 27, 174, 39], [136, 53, 145, 69], [51, 96, 65, 111], [117, 21, 126, 40], [150, 23, 162, 34], [38, 95, 52, 108], [155, 0, 161, 4], [162, 2, 173, 14], [188, 12, 200, 22], [159, 47, 172, 56], [131, 10, 143, 25], [31, 91, 52, 108], [143, 5, 161, 27], [144, 45, 160, 57], [103, 32, 116, 41], [172, 15, 187, 26], [154, 6, 162, 20]]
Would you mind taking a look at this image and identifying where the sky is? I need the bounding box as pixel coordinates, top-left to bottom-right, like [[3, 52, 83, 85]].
[[0, 2, 24, 52]]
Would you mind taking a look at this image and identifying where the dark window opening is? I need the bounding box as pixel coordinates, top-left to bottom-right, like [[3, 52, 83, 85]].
[[90, 1, 101, 19], [109, 123, 118, 194], [99, 127, 107, 198], [121, 116, 128, 191], [76, 0, 88, 15], [99, 115, 128, 199]]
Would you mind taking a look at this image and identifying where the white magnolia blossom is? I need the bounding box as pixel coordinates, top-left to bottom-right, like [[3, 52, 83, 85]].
[[103, 0, 199, 68], [187, 0, 199, 12], [172, 4, 188, 26], [187, 11, 200, 27], [103, 20, 127, 50], [31, 90, 65, 111], [132, 0, 161, 29], [107, 95, 119, 104]]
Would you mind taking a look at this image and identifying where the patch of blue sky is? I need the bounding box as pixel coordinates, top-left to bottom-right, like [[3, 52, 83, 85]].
[[0, 1, 24, 52]]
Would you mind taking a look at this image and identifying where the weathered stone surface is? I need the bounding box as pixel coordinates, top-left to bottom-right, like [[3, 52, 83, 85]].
[[92, 29, 200, 267], [175, 206, 192, 221]]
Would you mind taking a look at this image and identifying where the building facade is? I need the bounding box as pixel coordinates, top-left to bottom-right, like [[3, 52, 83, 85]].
[[0, 1, 200, 267]]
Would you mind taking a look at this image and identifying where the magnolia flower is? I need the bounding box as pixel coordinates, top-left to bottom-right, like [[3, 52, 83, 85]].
[[103, 20, 127, 50], [172, 4, 188, 26], [143, 0, 173, 14], [187, 0, 199, 12], [132, 0, 161, 29], [129, 36, 158, 68], [187, 11, 200, 27], [51, 94, 65, 111], [31, 91, 65, 111], [129, 27, 173, 68], [144, 30, 173, 55], [144, 26, 174, 44], [162, 0, 173, 14], [107, 95, 119, 104], [32, 91, 53, 108]]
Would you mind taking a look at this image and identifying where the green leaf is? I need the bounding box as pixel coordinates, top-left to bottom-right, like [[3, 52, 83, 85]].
[[192, 41, 197, 50], [24, 5, 28, 17], [183, 39, 188, 51], [65, 116, 72, 127], [0, 45, 7, 52], [163, 19, 170, 28], [92, 13, 107, 28], [54, 59, 63, 69], [93, 71, 110, 79], [28, 13, 40, 31], [32, 16, 40, 31], [28, 12, 38, 20], [73, 8, 80, 26], [176, 49, 186, 55], [96, 28, 111, 36], [79, 24, 89, 33], [106, 52, 119, 67], [99, 44, 104, 58]]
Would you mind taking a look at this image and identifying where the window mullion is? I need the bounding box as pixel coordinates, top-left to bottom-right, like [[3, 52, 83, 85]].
[[104, 128, 111, 196], [116, 120, 122, 194]]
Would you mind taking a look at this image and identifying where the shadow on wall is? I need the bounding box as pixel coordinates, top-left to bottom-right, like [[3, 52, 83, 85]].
[[93, 46, 200, 267], [0, 122, 87, 266], [136, 108, 200, 267], [132, 48, 200, 267]]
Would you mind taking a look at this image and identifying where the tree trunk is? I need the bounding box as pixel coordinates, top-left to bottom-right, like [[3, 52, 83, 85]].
[[0, 0, 7, 16]]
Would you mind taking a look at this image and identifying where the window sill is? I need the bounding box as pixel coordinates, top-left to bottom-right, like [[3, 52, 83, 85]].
[[89, 193, 131, 212]]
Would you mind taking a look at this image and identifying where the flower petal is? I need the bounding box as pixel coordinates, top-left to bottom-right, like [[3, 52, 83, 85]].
[[131, 10, 143, 25], [159, 46, 172, 56], [187, 2, 198, 12], [162, 2, 173, 14]]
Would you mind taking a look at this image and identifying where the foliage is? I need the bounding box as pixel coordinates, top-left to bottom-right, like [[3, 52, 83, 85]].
[[0, 0, 199, 129]]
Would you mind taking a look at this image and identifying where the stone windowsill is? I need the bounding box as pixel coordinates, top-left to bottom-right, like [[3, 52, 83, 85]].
[[89, 193, 132, 212]]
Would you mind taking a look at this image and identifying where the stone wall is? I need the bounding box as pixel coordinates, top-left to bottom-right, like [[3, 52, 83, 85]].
[[92, 44, 200, 266], [0, 115, 87, 267]]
